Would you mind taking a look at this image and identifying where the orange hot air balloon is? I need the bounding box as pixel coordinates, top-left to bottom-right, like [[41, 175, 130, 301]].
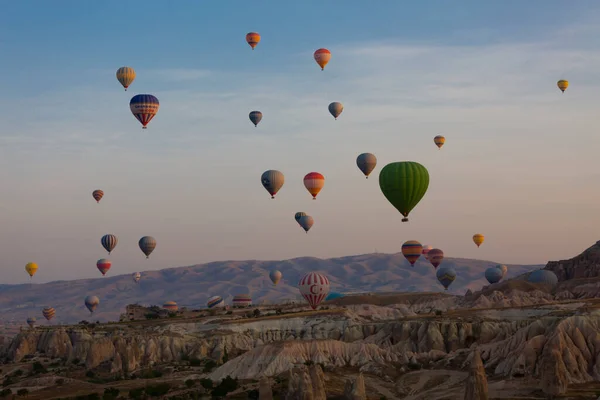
[[402, 240, 423, 266], [304, 172, 325, 199], [314, 48, 331, 71], [246, 32, 261, 50], [473, 233, 485, 248], [434, 135, 445, 149]]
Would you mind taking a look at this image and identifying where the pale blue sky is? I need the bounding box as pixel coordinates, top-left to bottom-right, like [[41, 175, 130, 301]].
[[1, 1, 600, 284]]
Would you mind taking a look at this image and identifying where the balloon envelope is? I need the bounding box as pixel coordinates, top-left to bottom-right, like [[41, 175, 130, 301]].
[[496, 264, 508, 278], [92, 189, 104, 203], [25, 262, 38, 278], [116, 67, 136, 91], [96, 259, 111, 276], [314, 48, 331, 70], [249, 111, 262, 127], [26, 317, 36, 328], [246, 32, 261, 49], [42, 307, 55, 321], [527, 270, 558, 286], [139, 236, 156, 258], [261, 170, 285, 199], [207, 295, 225, 308], [428, 249, 444, 269], [356, 153, 377, 178], [297, 215, 314, 233], [294, 212, 307, 222], [473, 234, 485, 247], [485, 267, 503, 284], [269, 270, 282, 285], [379, 162, 429, 222], [132, 272, 142, 283], [328, 102, 343, 119], [434, 135, 445, 149], [303, 172, 325, 199], [101, 234, 118, 254], [84, 296, 100, 313], [436, 266, 456, 290], [401, 240, 423, 266], [422, 245, 433, 260], [130, 94, 159, 129], [298, 272, 330, 310], [557, 79, 569, 92]]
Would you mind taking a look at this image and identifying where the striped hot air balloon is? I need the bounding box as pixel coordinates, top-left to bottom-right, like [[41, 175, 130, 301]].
[[101, 234, 118, 254], [261, 170, 284, 199], [298, 272, 330, 310], [96, 259, 111, 276], [116, 66, 136, 91], [434, 135, 445, 149], [92, 189, 104, 203], [314, 48, 331, 70], [401, 240, 423, 266], [139, 236, 156, 259], [436, 266, 456, 290], [428, 248, 444, 269], [130, 94, 159, 129], [294, 212, 307, 222], [163, 301, 178, 311], [303, 172, 325, 200], [557, 79, 569, 93], [42, 307, 55, 321], [245, 32, 261, 50], [207, 295, 225, 309], [232, 295, 252, 308]]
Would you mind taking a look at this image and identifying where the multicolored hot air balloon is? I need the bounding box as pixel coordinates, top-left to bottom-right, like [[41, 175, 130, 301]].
[[246, 32, 261, 50], [132, 272, 142, 284], [96, 259, 111, 276], [314, 48, 331, 71], [84, 296, 100, 314], [297, 215, 314, 233], [304, 172, 325, 199], [42, 307, 55, 321], [294, 212, 307, 222], [92, 190, 104, 203], [25, 262, 38, 279], [428, 248, 444, 269], [130, 94, 159, 129], [139, 236, 156, 259], [269, 270, 282, 285], [163, 301, 178, 311], [232, 295, 252, 307], [101, 234, 118, 254], [422, 245, 433, 260], [116, 67, 136, 91], [436, 266, 456, 290], [473, 234, 485, 248], [261, 170, 285, 199], [298, 271, 330, 310], [207, 295, 225, 309], [402, 240, 423, 266], [379, 162, 430, 222], [26, 317, 36, 328], [434, 135, 445, 149], [496, 264, 508, 278], [557, 79, 569, 93], [485, 267, 503, 284], [328, 102, 343, 120], [249, 111, 262, 127], [356, 153, 377, 179]]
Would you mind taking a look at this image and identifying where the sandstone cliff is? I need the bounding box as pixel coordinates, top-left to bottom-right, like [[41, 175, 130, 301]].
[[545, 240, 600, 280]]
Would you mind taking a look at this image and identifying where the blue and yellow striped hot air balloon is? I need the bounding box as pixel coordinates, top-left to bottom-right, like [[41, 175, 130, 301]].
[[436, 266, 456, 291], [130, 94, 159, 129], [402, 240, 423, 266]]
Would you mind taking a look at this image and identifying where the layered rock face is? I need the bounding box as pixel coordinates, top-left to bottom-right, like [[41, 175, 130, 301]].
[[545, 241, 600, 280]]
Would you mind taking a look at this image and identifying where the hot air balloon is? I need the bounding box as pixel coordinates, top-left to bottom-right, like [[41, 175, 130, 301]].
[[25, 262, 38, 279], [139, 236, 156, 259], [557, 79, 569, 93], [297, 215, 314, 233], [473, 234, 485, 248], [294, 212, 307, 222], [303, 172, 325, 199], [379, 162, 430, 222], [42, 307, 55, 321], [232, 295, 252, 307], [428, 249, 444, 269], [434, 135, 445, 149], [298, 271, 330, 310], [485, 267, 503, 284], [26, 317, 36, 328], [246, 32, 261, 50], [436, 266, 456, 290], [132, 272, 141, 284], [356, 153, 377, 179], [269, 270, 282, 285], [261, 170, 285, 199], [207, 295, 225, 309], [527, 270, 558, 286], [130, 94, 159, 129], [422, 245, 433, 260], [163, 301, 178, 311], [92, 189, 104, 203], [249, 111, 262, 127], [401, 240, 423, 266], [325, 292, 345, 301], [84, 296, 100, 314], [116, 67, 136, 91], [101, 234, 118, 254], [314, 48, 331, 71], [96, 259, 111, 276], [328, 102, 343, 120], [496, 264, 508, 278]]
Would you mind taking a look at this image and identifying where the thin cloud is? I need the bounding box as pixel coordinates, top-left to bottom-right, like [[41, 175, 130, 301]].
[[145, 68, 213, 82]]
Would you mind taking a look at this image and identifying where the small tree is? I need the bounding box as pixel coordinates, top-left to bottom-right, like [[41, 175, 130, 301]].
[[185, 379, 195, 388], [16, 388, 29, 397]]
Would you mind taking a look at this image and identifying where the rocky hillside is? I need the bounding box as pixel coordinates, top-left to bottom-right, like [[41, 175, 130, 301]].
[[0, 252, 540, 325], [545, 240, 600, 281]]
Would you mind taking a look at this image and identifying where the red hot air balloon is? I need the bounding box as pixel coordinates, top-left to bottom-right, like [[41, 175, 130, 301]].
[[96, 259, 112, 276], [303, 172, 325, 200], [298, 271, 330, 310], [428, 249, 444, 269]]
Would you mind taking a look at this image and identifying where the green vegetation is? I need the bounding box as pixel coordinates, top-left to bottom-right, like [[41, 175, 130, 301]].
[[102, 388, 119, 400]]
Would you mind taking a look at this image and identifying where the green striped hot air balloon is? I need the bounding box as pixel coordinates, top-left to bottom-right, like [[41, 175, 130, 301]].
[[379, 161, 429, 222]]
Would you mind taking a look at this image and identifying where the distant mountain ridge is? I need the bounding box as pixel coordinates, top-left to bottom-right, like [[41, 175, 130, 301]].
[[0, 252, 543, 325]]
